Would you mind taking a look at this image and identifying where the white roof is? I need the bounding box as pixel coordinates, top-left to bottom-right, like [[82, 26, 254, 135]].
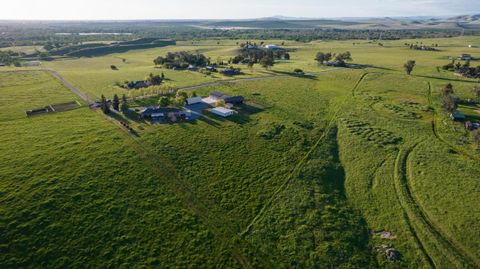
[[213, 107, 234, 113]]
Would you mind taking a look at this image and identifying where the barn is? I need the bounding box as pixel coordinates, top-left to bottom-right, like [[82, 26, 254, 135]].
[[212, 107, 234, 117]]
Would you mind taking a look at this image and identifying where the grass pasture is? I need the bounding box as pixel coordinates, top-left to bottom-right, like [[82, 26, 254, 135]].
[[1, 36, 480, 268]]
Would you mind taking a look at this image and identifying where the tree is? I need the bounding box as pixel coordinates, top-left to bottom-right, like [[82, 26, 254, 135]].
[[404, 60, 416, 75], [442, 83, 454, 97], [472, 86, 480, 102], [260, 55, 274, 69], [216, 99, 225, 107], [315, 52, 332, 65], [147, 73, 163, 85], [247, 60, 255, 71], [335, 51, 352, 62], [121, 94, 129, 112], [158, 96, 170, 107], [112, 94, 120, 111], [191, 91, 198, 97], [100, 95, 110, 114], [175, 91, 188, 106], [442, 95, 458, 112]]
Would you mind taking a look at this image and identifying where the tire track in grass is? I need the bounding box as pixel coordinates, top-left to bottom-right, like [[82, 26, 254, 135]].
[[394, 142, 479, 268], [97, 111, 283, 269], [406, 141, 480, 268], [241, 71, 368, 236], [393, 143, 436, 269]]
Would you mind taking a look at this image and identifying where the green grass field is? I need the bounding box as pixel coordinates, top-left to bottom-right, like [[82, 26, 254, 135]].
[[1, 36, 480, 268]]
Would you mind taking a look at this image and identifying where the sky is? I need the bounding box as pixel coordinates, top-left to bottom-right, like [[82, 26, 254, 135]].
[[1, 0, 479, 20]]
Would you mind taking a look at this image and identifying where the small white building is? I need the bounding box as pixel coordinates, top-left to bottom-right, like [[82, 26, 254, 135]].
[[212, 107, 234, 117], [186, 97, 203, 105], [264, 44, 281, 49]]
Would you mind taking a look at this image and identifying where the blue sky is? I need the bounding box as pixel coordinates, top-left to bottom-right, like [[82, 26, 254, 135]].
[[2, 0, 479, 20]]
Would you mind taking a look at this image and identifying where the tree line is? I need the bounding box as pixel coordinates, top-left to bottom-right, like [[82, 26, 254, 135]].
[[315, 51, 352, 67], [230, 42, 290, 69], [154, 51, 209, 69]]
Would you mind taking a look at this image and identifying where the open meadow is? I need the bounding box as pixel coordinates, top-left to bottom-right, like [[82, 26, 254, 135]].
[[1, 35, 480, 268]]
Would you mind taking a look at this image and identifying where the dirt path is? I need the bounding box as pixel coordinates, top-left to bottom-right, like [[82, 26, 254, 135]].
[[44, 69, 91, 103], [129, 69, 343, 101]]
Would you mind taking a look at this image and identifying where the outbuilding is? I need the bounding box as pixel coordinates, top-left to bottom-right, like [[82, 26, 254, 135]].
[[450, 111, 466, 121], [224, 96, 244, 105], [187, 97, 203, 105], [212, 107, 234, 117]]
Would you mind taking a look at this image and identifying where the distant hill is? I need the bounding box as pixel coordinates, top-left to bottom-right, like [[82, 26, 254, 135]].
[[187, 15, 480, 30]]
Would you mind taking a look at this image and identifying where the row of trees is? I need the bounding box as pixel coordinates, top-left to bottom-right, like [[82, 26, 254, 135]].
[[100, 94, 128, 114], [158, 91, 195, 107], [405, 43, 439, 51], [153, 51, 209, 69], [443, 60, 480, 79], [315, 51, 352, 66], [0, 51, 21, 66]]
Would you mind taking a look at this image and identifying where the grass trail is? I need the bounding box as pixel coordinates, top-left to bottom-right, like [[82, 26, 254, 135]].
[[240, 71, 367, 237]]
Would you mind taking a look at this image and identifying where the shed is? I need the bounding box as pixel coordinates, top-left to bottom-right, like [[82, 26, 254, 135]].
[[187, 97, 203, 105], [450, 111, 466, 121], [224, 96, 244, 105], [209, 91, 225, 100], [212, 107, 234, 117]]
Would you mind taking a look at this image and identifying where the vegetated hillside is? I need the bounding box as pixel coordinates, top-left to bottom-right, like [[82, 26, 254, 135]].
[[199, 19, 364, 29], [47, 39, 176, 57]]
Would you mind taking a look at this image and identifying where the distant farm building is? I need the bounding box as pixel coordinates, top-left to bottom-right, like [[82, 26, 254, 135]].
[[205, 66, 217, 72], [458, 54, 473, 61], [204, 92, 245, 106], [186, 97, 203, 105], [264, 44, 281, 49], [212, 107, 235, 117], [224, 96, 245, 105], [209, 91, 226, 101], [23, 61, 41, 67], [140, 107, 188, 121], [221, 68, 241, 76]]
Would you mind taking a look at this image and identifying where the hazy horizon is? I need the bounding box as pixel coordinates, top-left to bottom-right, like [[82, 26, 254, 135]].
[[2, 0, 479, 20]]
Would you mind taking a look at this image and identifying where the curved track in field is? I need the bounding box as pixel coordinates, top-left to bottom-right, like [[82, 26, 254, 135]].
[[394, 142, 479, 268]]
